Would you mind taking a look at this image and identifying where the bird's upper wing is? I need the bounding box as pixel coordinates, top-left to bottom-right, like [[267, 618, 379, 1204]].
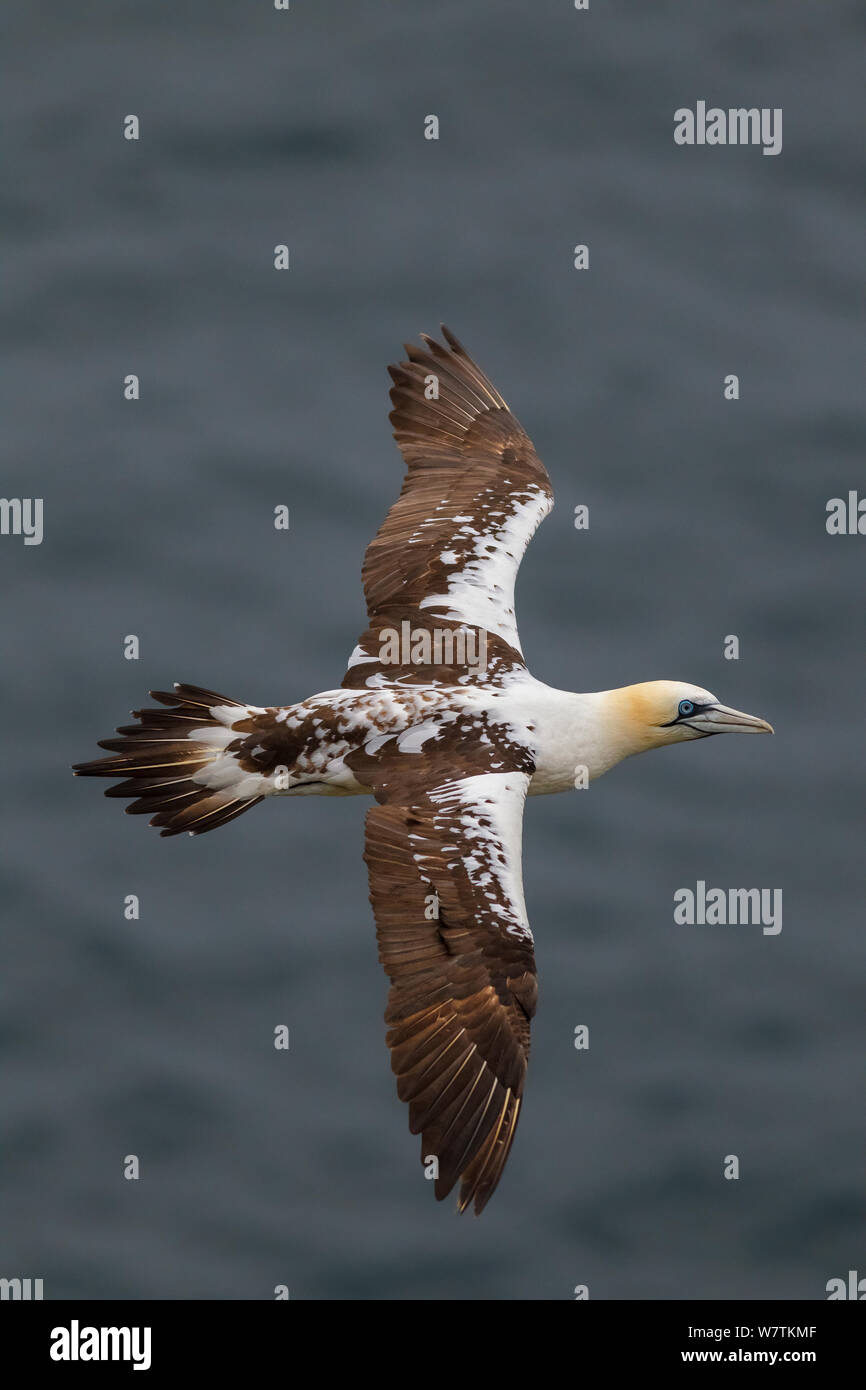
[[350, 721, 537, 1214], [343, 327, 554, 690]]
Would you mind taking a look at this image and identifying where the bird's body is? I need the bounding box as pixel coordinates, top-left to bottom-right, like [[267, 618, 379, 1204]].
[[164, 677, 722, 805], [74, 327, 772, 1213]]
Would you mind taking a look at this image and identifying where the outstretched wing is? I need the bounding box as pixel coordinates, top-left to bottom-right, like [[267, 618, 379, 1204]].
[[343, 327, 553, 690], [361, 763, 537, 1214]]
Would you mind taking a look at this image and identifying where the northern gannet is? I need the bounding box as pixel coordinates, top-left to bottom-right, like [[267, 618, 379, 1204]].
[[74, 327, 773, 1213]]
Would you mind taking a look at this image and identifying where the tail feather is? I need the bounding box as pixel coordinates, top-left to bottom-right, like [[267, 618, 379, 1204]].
[[73, 683, 268, 837]]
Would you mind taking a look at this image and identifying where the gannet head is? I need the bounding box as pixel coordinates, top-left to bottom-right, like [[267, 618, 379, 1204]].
[[608, 680, 774, 757]]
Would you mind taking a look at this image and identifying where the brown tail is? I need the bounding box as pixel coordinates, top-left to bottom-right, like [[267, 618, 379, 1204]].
[[72, 683, 267, 837]]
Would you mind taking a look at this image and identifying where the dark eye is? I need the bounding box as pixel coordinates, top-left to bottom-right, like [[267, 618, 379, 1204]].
[[678, 699, 695, 717]]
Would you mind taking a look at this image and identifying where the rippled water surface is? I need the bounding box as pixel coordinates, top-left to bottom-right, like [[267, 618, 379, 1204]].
[[2, 1, 863, 1298]]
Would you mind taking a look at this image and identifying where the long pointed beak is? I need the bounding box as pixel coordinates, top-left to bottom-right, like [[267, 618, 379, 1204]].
[[686, 703, 774, 735]]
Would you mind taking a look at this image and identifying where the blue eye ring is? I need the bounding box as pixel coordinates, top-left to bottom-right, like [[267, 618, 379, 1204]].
[[678, 699, 695, 717]]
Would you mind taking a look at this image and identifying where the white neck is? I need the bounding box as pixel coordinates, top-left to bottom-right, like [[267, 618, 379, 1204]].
[[505, 682, 656, 793]]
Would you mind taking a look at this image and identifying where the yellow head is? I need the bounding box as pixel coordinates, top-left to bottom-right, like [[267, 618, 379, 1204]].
[[605, 680, 774, 760]]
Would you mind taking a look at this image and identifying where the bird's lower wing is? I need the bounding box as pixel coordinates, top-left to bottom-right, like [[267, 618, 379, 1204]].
[[343, 327, 553, 691], [362, 768, 537, 1214]]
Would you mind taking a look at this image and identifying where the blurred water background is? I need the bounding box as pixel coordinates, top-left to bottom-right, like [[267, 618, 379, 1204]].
[[1, 0, 863, 1298]]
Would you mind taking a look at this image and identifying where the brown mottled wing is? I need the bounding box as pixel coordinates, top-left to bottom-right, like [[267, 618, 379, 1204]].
[[343, 326, 554, 689], [362, 765, 537, 1214]]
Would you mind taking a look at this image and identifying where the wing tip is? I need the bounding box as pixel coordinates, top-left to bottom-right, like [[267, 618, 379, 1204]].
[[454, 1092, 522, 1215]]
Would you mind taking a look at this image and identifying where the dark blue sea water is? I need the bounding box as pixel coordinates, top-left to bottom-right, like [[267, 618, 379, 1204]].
[[1, 0, 863, 1299]]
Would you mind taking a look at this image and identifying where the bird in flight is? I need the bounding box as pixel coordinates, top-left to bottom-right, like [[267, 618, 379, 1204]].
[[74, 327, 773, 1214]]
